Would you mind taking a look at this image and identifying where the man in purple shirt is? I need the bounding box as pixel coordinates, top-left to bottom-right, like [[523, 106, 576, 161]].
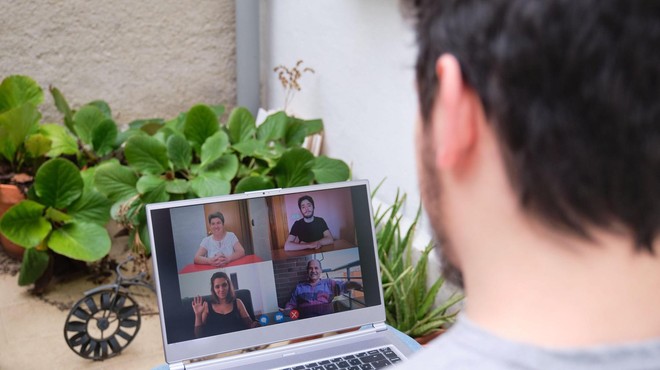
[[281, 259, 361, 319]]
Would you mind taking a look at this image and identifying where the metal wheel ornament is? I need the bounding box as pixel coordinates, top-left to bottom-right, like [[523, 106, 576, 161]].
[[63, 289, 141, 360]]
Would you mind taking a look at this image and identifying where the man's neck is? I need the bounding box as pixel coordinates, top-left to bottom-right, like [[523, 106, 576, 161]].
[[462, 222, 660, 348], [303, 216, 315, 223]]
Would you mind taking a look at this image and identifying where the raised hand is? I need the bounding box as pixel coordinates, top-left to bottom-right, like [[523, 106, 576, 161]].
[[192, 296, 208, 316]]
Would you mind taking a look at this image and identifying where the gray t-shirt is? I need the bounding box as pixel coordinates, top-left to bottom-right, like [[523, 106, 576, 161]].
[[396, 315, 660, 369], [199, 232, 239, 259]]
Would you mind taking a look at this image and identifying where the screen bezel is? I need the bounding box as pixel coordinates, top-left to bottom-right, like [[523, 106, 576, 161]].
[[146, 180, 386, 363]]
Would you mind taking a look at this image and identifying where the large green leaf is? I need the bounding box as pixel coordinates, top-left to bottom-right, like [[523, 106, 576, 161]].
[[68, 188, 112, 225], [232, 138, 263, 157], [141, 180, 170, 204], [39, 124, 78, 157], [73, 105, 106, 145], [297, 117, 324, 135], [165, 179, 190, 194], [124, 135, 169, 174], [272, 148, 315, 188], [94, 161, 139, 202], [284, 119, 307, 147], [200, 131, 230, 166], [183, 104, 219, 155], [311, 156, 351, 183], [18, 248, 50, 286], [86, 100, 112, 119], [227, 107, 256, 144], [24, 133, 52, 158], [0, 103, 41, 163], [91, 118, 118, 156], [48, 222, 111, 261], [234, 176, 275, 193], [190, 173, 231, 197], [0, 200, 50, 248], [127, 118, 165, 136], [0, 75, 43, 114], [49, 86, 74, 132], [164, 112, 186, 135], [200, 153, 239, 180], [45, 207, 72, 223], [34, 158, 83, 209], [136, 174, 166, 194], [167, 134, 192, 171], [257, 111, 287, 142]]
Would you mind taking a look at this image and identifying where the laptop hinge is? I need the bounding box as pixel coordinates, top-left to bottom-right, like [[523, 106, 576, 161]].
[[373, 322, 388, 332], [169, 362, 185, 370]]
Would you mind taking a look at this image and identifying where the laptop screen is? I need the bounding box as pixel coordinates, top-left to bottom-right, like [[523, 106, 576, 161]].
[[147, 180, 386, 363]]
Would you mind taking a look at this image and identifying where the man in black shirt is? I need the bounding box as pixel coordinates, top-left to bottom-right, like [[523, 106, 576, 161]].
[[284, 195, 334, 251]]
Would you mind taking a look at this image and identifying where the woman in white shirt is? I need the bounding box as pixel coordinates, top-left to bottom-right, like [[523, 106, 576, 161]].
[[194, 212, 246, 267]]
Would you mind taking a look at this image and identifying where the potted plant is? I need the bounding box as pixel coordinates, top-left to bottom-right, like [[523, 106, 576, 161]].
[[0, 158, 112, 290], [373, 185, 463, 342], [0, 75, 76, 259], [94, 103, 351, 253], [0, 74, 120, 290]]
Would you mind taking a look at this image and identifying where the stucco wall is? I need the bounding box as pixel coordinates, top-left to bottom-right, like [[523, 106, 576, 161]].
[[0, 0, 236, 125]]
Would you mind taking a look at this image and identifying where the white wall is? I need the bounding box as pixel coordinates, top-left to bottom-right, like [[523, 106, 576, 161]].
[[261, 0, 431, 242]]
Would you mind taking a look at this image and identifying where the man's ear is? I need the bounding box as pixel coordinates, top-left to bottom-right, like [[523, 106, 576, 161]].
[[432, 54, 480, 169]]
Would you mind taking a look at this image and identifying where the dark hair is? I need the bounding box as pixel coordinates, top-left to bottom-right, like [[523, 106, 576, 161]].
[[298, 195, 315, 210], [403, 0, 660, 252], [207, 212, 224, 224], [210, 271, 235, 303]]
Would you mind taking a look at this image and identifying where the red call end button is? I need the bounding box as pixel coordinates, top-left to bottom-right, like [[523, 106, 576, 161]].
[[289, 309, 299, 320]]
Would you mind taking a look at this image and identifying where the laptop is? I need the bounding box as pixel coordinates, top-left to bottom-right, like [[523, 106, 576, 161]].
[[146, 180, 415, 369]]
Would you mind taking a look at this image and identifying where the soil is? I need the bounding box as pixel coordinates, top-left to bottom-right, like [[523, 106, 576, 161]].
[[0, 250, 20, 276]]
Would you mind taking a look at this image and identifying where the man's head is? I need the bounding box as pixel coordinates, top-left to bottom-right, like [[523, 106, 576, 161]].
[[307, 259, 322, 283], [403, 0, 660, 284], [298, 195, 315, 219]]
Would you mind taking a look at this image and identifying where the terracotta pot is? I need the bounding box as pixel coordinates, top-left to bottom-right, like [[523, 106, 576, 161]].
[[414, 328, 446, 346], [0, 184, 26, 260]]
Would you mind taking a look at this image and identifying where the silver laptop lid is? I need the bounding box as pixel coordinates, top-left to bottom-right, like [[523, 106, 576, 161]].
[[146, 180, 386, 364]]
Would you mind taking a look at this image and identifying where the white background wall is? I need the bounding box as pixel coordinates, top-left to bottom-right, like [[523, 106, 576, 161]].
[[260, 0, 430, 241]]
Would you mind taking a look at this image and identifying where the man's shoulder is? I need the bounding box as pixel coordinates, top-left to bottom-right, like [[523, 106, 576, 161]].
[[398, 317, 660, 370]]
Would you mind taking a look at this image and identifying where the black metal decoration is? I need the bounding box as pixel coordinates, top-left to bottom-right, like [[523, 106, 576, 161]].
[[63, 256, 154, 360]]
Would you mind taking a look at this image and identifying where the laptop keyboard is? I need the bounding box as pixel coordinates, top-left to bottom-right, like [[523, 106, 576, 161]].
[[275, 346, 403, 370]]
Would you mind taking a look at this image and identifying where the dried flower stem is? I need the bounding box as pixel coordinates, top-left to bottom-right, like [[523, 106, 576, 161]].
[[273, 60, 315, 111]]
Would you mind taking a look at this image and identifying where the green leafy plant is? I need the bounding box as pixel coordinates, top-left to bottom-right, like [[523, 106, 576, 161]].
[[0, 73, 350, 291], [0, 158, 112, 286], [0, 75, 79, 183], [373, 185, 462, 338], [94, 104, 351, 253], [49, 87, 121, 166]]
